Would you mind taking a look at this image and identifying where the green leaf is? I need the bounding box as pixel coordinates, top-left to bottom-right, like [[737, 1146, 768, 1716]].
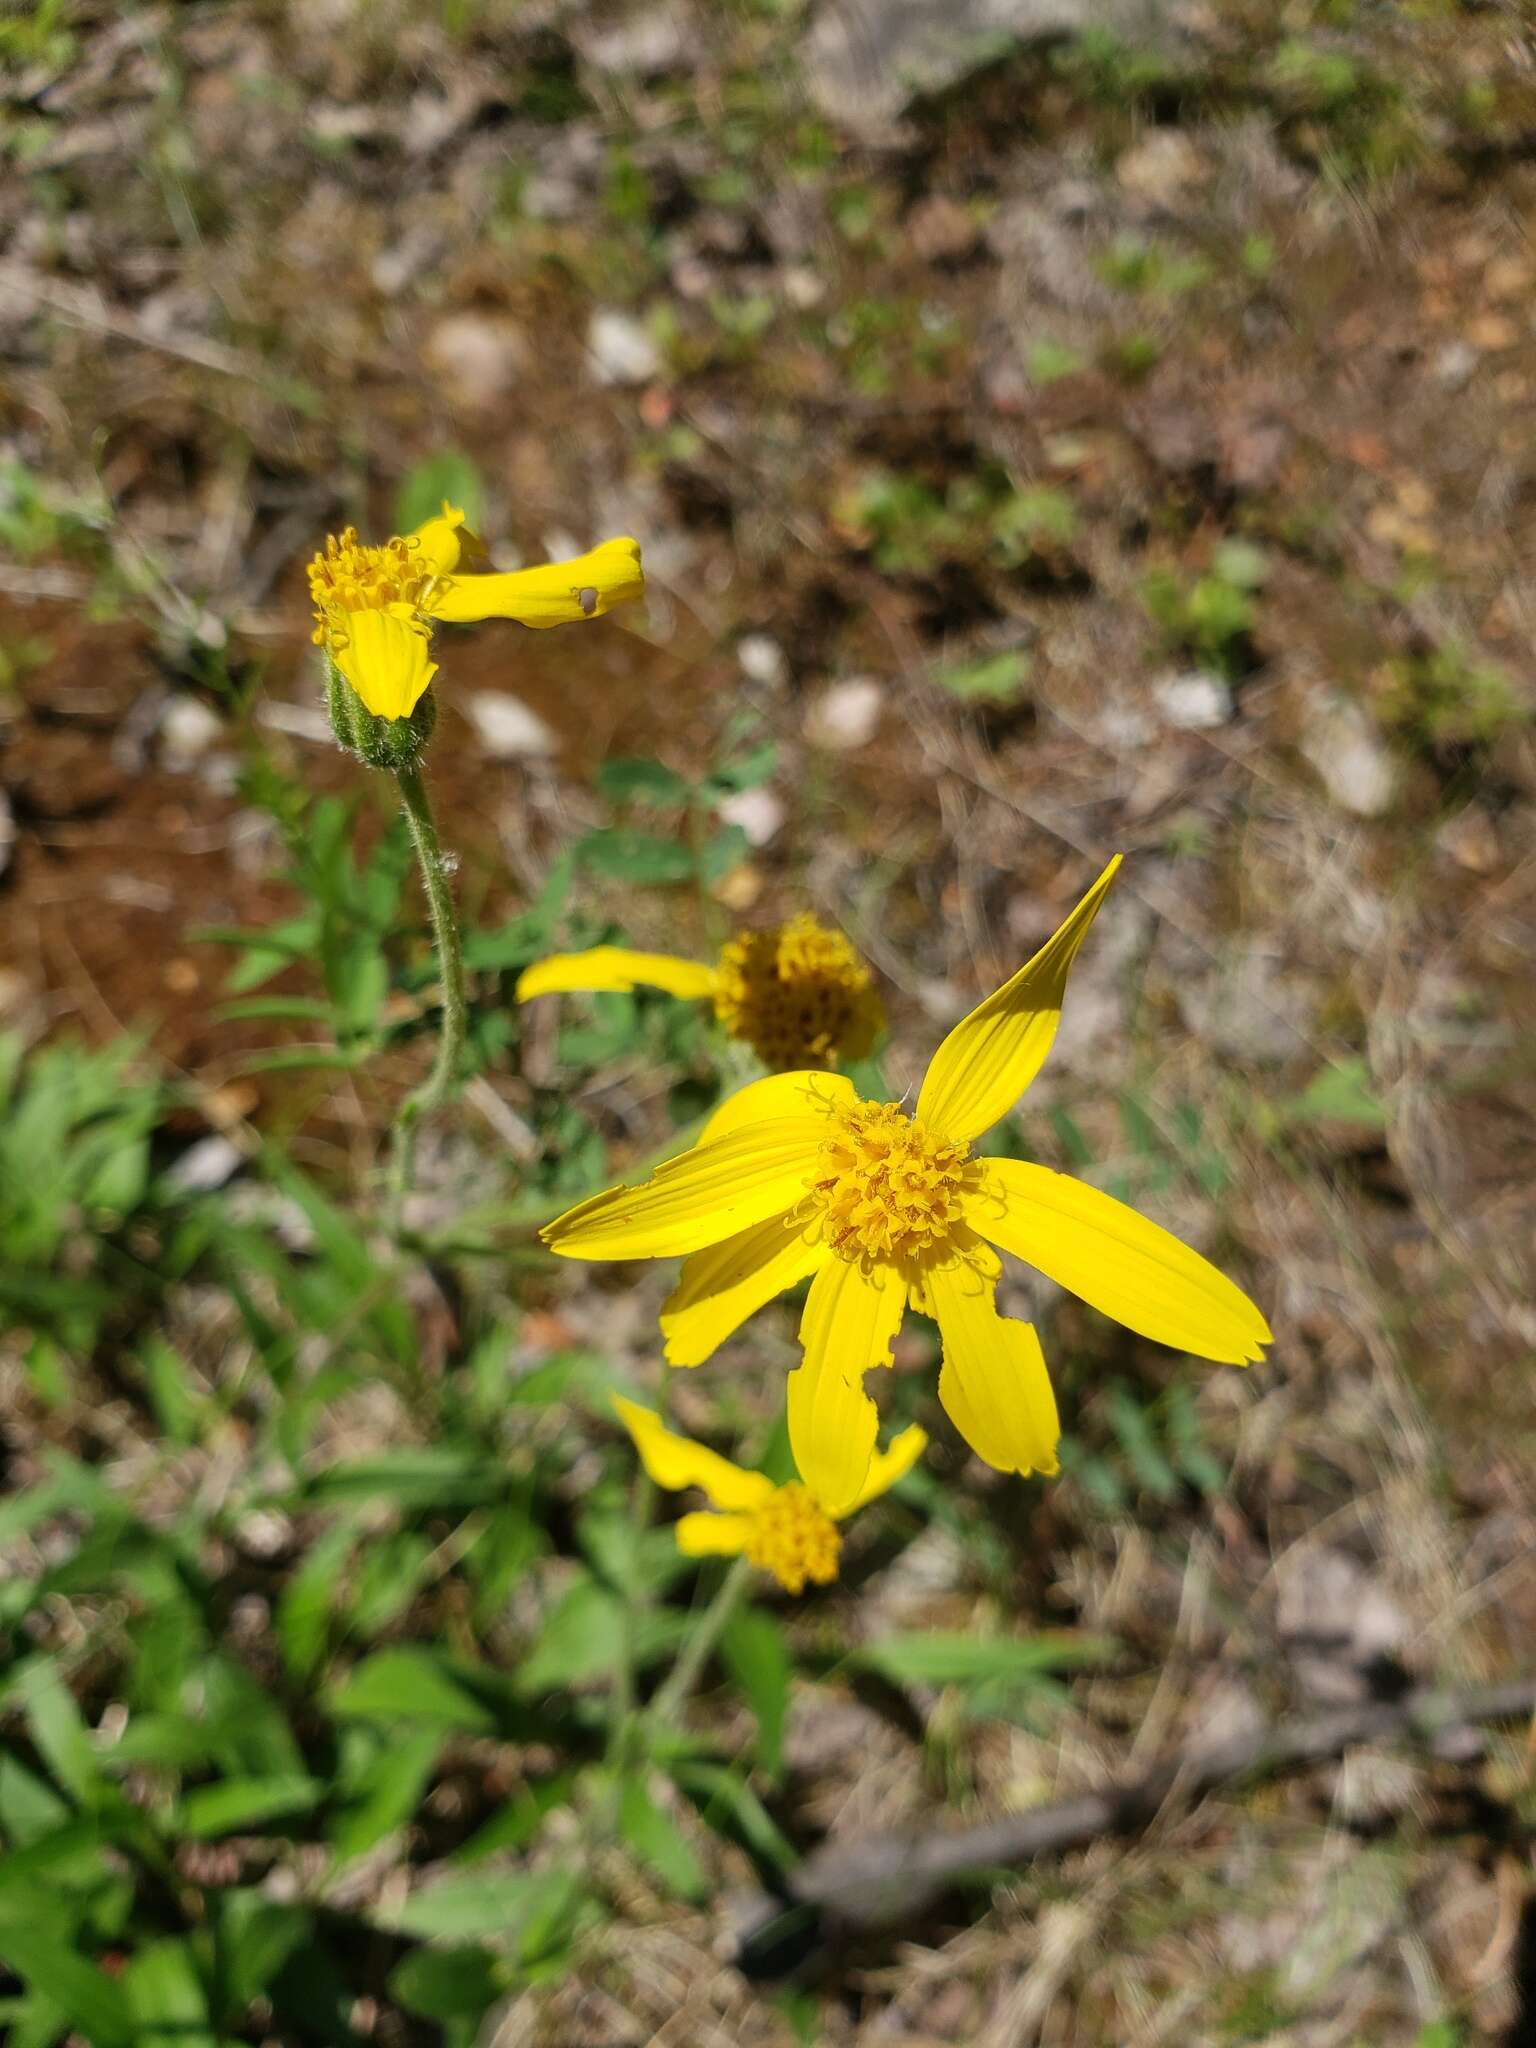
[[595, 757, 692, 807], [329, 1730, 440, 1865], [854, 1631, 1114, 1689], [618, 1773, 707, 1901], [936, 648, 1032, 704], [176, 1774, 323, 1839], [0, 1921, 135, 2048], [517, 1575, 687, 1694], [327, 1649, 498, 1731], [1285, 1056, 1387, 1130], [304, 1448, 505, 1509], [125, 1938, 216, 2048], [393, 452, 486, 536], [380, 1872, 546, 1942], [575, 827, 695, 886], [721, 1609, 790, 1778], [388, 1944, 506, 2023], [275, 1520, 357, 1680], [212, 1892, 311, 2013]]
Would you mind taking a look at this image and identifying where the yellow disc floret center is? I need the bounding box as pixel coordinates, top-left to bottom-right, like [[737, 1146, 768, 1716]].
[[746, 1483, 841, 1593], [808, 1096, 976, 1262], [712, 915, 884, 1070], [307, 527, 432, 650]]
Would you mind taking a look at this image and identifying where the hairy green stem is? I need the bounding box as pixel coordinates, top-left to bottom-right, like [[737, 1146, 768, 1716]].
[[648, 1553, 753, 1729], [385, 762, 467, 1237]]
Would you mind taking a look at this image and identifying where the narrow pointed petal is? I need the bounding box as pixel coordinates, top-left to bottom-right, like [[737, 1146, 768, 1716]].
[[675, 1512, 753, 1558], [916, 855, 1122, 1143], [662, 1215, 830, 1367], [516, 948, 718, 1002], [406, 504, 468, 578], [612, 1396, 773, 1511], [334, 605, 437, 720], [970, 1158, 1271, 1365], [925, 1247, 1060, 1477], [541, 1120, 821, 1261], [427, 537, 643, 627], [786, 1254, 906, 1516], [837, 1423, 929, 1517], [700, 1069, 853, 1146]]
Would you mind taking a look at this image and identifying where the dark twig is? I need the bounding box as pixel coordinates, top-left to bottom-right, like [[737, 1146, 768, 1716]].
[[738, 1676, 1536, 1954]]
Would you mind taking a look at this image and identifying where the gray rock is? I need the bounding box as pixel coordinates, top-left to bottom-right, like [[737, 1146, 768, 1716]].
[[805, 0, 1175, 138], [159, 694, 225, 767], [1152, 669, 1233, 731], [804, 676, 885, 751], [586, 308, 661, 387], [1298, 692, 1397, 818], [424, 312, 528, 410], [716, 786, 785, 847], [463, 690, 559, 760]]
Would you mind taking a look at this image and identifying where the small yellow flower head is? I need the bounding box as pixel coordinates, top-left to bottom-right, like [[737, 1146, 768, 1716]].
[[712, 914, 884, 1069], [307, 503, 643, 748], [611, 1395, 924, 1596], [808, 1097, 979, 1262], [743, 1482, 841, 1594]]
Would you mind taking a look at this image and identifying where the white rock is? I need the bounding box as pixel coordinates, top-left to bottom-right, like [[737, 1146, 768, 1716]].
[[160, 695, 225, 766], [464, 690, 558, 760], [716, 786, 784, 848], [1152, 669, 1232, 730], [1298, 694, 1397, 817], [804, 677, 885, 751], [425, 312, 527, 409], [736, 632, 787, 687], [587, 309, 660, 387], [164, 1134, 244, 1194]]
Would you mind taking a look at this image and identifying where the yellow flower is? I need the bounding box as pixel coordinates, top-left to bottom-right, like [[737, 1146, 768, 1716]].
[[516, 913, 884, 1071], [613, 1395, 926, 1593], [546, 858, 1271, 1513], [307, 503, 644, 721]]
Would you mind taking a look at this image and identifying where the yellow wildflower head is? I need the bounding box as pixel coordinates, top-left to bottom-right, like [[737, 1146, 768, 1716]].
[[515, 914, 883, 1073], [612, 1395, 924, 1595], [712, 914, 884, 1069], [308, 501, 644, 731], [549, 857, 1274, 1520]]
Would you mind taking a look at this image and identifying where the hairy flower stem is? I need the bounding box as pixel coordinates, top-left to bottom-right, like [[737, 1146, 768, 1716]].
[[647, 1554, 753, 1730], [385, 762, 467, 1238]]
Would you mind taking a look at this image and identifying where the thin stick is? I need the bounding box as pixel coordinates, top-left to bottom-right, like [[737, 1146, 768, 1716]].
[[384, 762, 467, 1237], [648, 1554, 754, 1730], [777, 1675, 1536, 1932]]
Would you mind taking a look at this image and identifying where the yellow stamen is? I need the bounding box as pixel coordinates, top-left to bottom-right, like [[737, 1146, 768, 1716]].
[[713, 915, 883, 1070], [307, 526, 435, 655], [807, 1096, 977, 1262], [745, 1482, 841, 1593]]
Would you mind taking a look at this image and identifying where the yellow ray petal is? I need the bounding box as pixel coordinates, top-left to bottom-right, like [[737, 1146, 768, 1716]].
[[406, 503, 468, 578], [541, 1119, 821, 1262], [612, 1396, 773, 1512], [916, 855, 1122, 1144], [969, 1158, 1271, 1365], [700, 1069, 854, 1147], [675, 1511, 753, 1558], [516, 947, 718, 1003], [662, 1214, 830, 1367], [786, 1253, 906, 1516], [836, 1423, 929, 1517], [426, 537, 643, 627], [925, 1246, 1060, 1477], [333, 604, 437, 720]]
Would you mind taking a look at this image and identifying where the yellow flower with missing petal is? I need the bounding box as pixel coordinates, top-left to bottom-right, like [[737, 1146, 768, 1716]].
[[517, 913, 884, 1071], [546, 858, 1271, 1513], [613, 1395, 926, 1593], [307, 503, 643, 721]]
